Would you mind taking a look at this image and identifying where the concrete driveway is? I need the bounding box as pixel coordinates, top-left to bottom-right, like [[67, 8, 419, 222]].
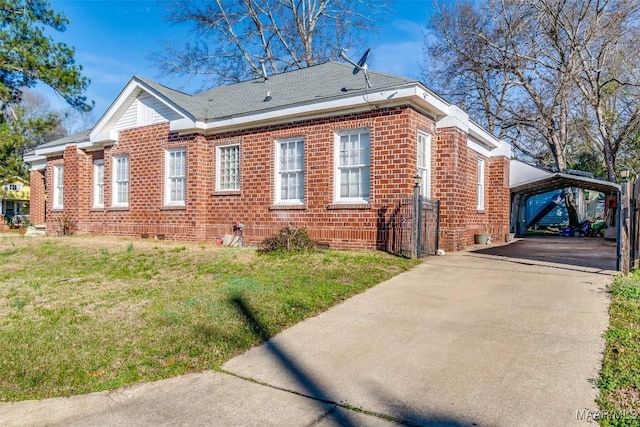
[[473, 235, 617, 272], [1, 240, 613, 426], [223, 239, 613, 426]]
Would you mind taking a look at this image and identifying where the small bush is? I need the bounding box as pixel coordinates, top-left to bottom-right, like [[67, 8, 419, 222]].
[[259, 223, 316, 253], [57, 215, 78, 235]]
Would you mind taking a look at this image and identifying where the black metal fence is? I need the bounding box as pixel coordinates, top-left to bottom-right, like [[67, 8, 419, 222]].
[[377, 195, 440, 258], [418, 197, 440, 257]]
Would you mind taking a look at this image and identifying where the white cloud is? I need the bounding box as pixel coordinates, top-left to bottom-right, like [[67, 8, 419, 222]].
[[368, 17, 427, 79]]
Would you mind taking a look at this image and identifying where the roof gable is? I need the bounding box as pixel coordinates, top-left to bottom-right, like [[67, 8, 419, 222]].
[[90, 78, 196, 143]]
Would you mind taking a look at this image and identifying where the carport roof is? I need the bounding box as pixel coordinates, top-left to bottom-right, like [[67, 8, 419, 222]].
[[511, 172, 620, 196]]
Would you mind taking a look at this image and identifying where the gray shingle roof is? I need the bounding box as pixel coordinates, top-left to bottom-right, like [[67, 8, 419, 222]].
[[136, 61, 418, 121], [36, 61, 425, 151], [34, 129, 91, 151], [190, 61, 418, 121]]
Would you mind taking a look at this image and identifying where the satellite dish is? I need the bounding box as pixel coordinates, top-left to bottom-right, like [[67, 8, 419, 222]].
[[353, 48, 370, 75], [339, 48, 372, 88]]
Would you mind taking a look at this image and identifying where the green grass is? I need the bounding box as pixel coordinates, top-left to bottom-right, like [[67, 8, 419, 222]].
[[0, 235, 419, 401], [598, 272, 640, 426]]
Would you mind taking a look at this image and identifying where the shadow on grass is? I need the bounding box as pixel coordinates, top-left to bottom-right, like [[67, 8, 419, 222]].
[[228, 295, 472, 427]]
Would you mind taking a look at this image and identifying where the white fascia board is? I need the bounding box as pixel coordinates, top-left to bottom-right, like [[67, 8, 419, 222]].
[[436, 105, 469, 132], [467, 137, 492, 158], [24, 155, 47, 170], [33, 145, 66, 157], [468, 121, 497, 149], [414, 86, 450, 118], [170, 117, 206, 132]]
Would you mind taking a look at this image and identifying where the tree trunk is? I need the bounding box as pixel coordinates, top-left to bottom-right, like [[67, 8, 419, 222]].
[[564, 190, 580, 228]]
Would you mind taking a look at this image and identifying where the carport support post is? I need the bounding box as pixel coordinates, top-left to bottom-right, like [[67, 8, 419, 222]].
[[620, 181, 631, 275]]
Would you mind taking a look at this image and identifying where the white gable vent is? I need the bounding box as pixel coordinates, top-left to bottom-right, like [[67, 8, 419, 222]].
[[114, 93, 181, 131]]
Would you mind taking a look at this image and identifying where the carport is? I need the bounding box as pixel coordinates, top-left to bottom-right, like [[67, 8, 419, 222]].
[[510, 160, 621, 269]]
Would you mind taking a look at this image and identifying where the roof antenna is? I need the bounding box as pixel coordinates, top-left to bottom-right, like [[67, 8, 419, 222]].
[[260, 59, 269, 82], [339, 48, 372, 88]]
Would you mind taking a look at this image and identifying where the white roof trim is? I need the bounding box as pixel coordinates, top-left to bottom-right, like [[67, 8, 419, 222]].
[[24, 155, 47, 170], [174, 84, 451, 134], [89, 78, 196, 143]]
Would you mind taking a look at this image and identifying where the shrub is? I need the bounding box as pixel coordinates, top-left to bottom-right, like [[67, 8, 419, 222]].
[[259, 223, 316, 253], [57, 215, 78, 235]]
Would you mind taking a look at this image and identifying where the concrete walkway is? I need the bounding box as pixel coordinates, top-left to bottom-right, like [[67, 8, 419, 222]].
[[0, 244, 613, 426]]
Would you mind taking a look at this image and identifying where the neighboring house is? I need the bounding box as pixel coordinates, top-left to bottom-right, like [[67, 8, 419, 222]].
[[1, 177, 30, 222], [25, 61, 511, 251]]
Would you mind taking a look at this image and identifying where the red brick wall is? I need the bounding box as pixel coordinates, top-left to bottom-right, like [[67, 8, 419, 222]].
[[487, 156, 511, 240], [433, 126, 468, 251], [433, 128, 510, 251], [29, 170, 45, 225], [36, 105, 510, 251]]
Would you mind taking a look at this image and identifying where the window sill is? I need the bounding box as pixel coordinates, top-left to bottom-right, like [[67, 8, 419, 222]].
[[91, 207, 105, 212], [213, 190, 241, 196], [162, 205, 187, 211], [108, 206, 130, 211], [327, 203, 371, 210], [270, 204, 306, 211], [51, 208, 64, 212]]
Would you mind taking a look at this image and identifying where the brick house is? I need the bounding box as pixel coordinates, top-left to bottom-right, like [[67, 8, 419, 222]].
[[25, 62, 511, 251]]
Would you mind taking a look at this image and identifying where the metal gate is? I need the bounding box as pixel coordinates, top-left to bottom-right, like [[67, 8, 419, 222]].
[[417, 197, 440, 257], [378, 195, 440, 258]]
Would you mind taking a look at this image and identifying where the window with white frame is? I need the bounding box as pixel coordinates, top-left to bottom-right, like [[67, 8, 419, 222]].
[[477, 158, 485, 210], [275, 138, 304, 204], [417, 131, 431, 198], [112, 155, 129, 207], [216, 144, 240, 191], [4, 184, 20, 191], [93, 160, 104, 208], [165, 148, 186, 205], [53, 165, 64, 209], [335, 129, 370, 203]]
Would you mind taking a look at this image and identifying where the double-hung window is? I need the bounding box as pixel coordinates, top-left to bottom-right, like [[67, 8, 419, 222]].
[[112, 155, 129, 207], [53, 165, 64, 209], [165, 148, 186, 206], [417, 131, 431, 199], [93, 160, 104, 208], [335, 129, 370, 203], [216, 144, 240, 191], [477, 158, 485, 210], [275, 138, 304, 204]]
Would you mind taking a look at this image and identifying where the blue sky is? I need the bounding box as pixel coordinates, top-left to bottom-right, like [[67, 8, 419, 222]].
[[42, 0, 435, 123]]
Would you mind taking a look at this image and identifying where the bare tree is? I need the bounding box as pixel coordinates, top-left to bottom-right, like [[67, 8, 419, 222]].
[[424, 0, 640, 182], [154, 0, 387, 85]]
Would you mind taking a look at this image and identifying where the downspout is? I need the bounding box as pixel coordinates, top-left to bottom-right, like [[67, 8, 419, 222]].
[[616, 189, 621, 271]]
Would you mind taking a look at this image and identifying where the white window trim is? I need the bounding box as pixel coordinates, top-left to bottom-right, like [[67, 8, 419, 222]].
[[164, 148, 186, 206], [52, 165, 64, 209], [93, 160, 104, 208], [275, 137, 304, 205], [112, 155, 129, 208], [417, 131, 431, 199], [333, 128, 371, 204], [216, 143, 241, 191], [477, 158, 485, 210]]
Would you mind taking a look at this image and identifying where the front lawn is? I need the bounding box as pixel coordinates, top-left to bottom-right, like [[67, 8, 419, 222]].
[[598, 272, 640, 426], [0, 235, 419, 401]]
